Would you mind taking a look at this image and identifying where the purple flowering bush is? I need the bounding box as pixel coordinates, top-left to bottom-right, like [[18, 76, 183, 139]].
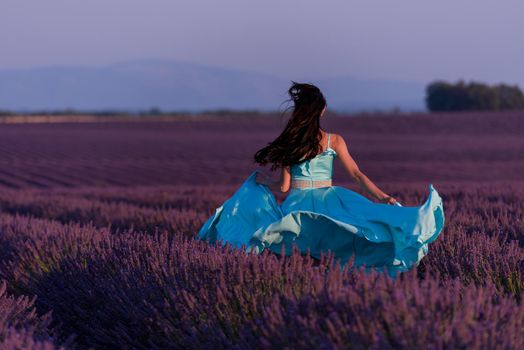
[[0, 280, 65, 349], [0, 202, 523, 349], [0, 112, 523, 348]]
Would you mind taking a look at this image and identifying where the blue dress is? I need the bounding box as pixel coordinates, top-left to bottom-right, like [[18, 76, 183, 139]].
[[197, 133, 445, 278]]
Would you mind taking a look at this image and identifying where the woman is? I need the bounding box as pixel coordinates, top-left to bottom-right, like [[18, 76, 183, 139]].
[[197, 81, 444, 278]]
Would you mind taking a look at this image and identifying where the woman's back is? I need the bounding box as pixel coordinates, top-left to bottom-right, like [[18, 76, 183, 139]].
[[290, 132, 337, 182]]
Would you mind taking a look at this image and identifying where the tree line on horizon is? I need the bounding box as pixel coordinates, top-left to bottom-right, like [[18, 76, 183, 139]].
[[425, 80, 524, 111], [0, 108, 268, 117], [3, 80, 524, 115]]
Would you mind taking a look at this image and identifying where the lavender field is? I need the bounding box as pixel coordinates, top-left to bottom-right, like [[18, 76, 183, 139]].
[[0, 111, 523, 349]]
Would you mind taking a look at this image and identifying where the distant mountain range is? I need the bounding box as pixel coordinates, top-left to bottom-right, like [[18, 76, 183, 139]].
[[0, 59, 426, 113]]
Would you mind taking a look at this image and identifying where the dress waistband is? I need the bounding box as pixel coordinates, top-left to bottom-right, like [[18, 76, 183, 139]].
[[290, 179, 332, 189]]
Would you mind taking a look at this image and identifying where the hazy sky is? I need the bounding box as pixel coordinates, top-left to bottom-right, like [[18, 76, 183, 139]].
[[1, 0, 523, 85]]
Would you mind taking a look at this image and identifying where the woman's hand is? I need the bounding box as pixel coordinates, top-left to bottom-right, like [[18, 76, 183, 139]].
[[380, 195, 398, 205]]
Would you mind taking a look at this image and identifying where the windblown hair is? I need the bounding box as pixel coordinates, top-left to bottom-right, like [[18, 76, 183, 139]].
[[254, 81, 327, 170]]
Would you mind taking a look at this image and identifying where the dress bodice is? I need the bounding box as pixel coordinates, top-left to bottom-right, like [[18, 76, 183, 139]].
[[290, 133, 337, 181]]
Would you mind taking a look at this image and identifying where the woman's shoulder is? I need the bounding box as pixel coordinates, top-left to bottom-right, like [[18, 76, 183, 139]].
[[329, 133, 347, 153], [329, 132, 344, 146]]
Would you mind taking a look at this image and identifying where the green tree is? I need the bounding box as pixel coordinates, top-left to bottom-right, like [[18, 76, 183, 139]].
[[425, 80, 524, 111]]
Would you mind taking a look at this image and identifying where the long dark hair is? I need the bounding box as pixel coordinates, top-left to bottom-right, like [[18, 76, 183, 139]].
[[254, 81, 327, 170]]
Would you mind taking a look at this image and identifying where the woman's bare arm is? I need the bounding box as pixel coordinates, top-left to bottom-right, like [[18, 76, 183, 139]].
[[332, 134, 397, 204], [255, 166, 291, 193]]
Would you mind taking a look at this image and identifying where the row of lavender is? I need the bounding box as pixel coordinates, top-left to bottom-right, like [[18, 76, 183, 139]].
[[1, 111, 524, 189], [0, 183, 522, 298], [1, 181, 523, 242], [0, 181, 523, 348], [0, 212, 523, 349]]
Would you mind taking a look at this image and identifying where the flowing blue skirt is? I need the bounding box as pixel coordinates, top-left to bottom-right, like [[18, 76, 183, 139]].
[[197, 170, 445, 278]]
